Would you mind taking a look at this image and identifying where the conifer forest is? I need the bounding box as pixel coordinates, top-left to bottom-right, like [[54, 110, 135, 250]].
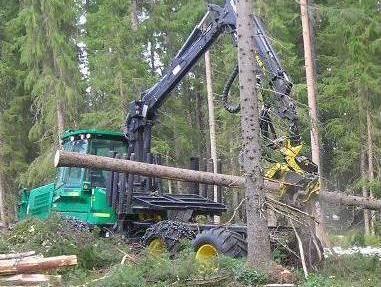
[[0, 0, 381, 286]]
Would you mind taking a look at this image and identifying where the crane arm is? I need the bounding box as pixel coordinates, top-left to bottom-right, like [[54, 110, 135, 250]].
[[125, 1, 236, 160], [125, 0, 301, 161]]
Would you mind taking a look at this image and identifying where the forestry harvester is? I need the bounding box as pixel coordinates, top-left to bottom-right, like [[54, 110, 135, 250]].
[[19, 0, 321, 265]]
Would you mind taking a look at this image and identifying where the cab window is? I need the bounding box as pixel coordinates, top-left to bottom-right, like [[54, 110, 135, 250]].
[[87, 138, 127, 188], [57, 139, 88, 187]]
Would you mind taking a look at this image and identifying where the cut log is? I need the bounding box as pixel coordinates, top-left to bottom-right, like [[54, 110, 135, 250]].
[[319, 191, 381, 210], [54, 151, 283, 192], [0, 255, 77, 275], [0, 274, 62, 286], [54, 151, 381, 211], [0, 251, 36, 260]]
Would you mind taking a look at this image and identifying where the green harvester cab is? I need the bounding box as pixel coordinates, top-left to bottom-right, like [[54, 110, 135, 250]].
[[18, 129, 128, 226]]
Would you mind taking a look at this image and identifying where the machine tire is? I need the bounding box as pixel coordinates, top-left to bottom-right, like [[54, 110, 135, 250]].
[[142, 220, 195, 255], [193, 227, 247, 259]]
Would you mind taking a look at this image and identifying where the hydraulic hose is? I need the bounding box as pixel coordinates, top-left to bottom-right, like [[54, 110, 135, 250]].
[[222, 64, 240, 113]]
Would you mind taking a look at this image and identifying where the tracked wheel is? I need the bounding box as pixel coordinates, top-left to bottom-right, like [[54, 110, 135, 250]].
[[142, 220, 195, 256], [193, 227, 247, 263]]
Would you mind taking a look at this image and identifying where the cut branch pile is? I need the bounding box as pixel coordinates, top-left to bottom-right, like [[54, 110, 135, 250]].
[[0, 251, 77, 286]]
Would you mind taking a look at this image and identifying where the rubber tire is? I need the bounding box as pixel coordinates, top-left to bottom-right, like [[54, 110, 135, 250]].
[[192, 227, 247, 258], [142, 220, 195, 254]]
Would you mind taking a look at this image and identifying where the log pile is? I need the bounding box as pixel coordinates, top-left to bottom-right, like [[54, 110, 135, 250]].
[[0, 251, 77, 286]]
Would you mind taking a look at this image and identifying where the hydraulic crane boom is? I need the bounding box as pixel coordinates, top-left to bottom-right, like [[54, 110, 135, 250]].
[[125, 0, 301, 165]]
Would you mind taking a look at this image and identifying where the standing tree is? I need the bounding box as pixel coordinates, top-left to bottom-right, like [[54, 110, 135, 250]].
[[236, 0, 271, 269], [366, 111, 376, 234], [204, 49, 219, 223], [300, 0, 331, 248]]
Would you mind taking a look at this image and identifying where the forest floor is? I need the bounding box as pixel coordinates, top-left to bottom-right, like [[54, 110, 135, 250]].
[[1, 216, 380, 287]]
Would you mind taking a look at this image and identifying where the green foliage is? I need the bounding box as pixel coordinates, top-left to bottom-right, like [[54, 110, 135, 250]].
[[331, 231, 381, 247], [2, 215, 128, 271], [218, 257, 268, 285], [302, 255, 381, 287], [302, 274, 333, 287], [95, 252, 267, 287], [0, 0, 380, 227]]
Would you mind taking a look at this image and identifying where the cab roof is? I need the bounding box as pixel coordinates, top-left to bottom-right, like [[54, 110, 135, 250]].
[[61, 129, 125, 141]]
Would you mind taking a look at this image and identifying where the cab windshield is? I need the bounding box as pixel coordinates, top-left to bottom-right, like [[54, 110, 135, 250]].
[[57, 140, 88, 188], [56, 137, 127, 188], [87, 139, 127, 188]]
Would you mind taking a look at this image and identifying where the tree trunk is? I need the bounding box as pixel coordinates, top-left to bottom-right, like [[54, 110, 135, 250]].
[[55, 151, 381, 210], [230, 139, 241, 222], [300, 0, 331, 248], [367, 110, 376, 235], [204, 50, 219, 224], [0, 252, 36, 261], [55, 151, 279, 191], [0, 172, 5, 223], [361, 147, 370, 235], [0, 139, 6, 222], [318, 189, 381, 211], [236, 0, 271, 269], [0, 255, 77, 275], [56, 100, 65, 144], [300, 0, 320, 168], [130, 0, 139, 31], [0, 274, 62, 286]]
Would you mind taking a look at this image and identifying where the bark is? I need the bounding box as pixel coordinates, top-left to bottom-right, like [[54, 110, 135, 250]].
[[367, 110, 376, 235], [361, 146, 370, 235], [130, 0, 139, 31], [0, 251, 36, 260], [0, 139, 6, 222], [300, 0, 320, 168], [56, 100, 65, 142], [236, 0, 271, 268], [0, 274, 62, 286], [230, 139, 241, 222], [300, 0, 331, 248], [55, 151, 381, 210], [204, 50, 219, 223], [319, 190, 381, 211], [0, 171, 5, 223], [0, 255, 77, 275], [55, 151, 280, 191]]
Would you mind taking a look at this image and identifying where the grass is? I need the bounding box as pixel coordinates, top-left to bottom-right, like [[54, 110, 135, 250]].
[[330, 230, 381, 247], [302, 255, 381, 287], [0, 215, 130, 286], [2, 216, 380, 286]]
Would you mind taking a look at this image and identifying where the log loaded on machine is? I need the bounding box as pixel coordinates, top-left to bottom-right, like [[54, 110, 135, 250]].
[[20, 0, 364, 269]]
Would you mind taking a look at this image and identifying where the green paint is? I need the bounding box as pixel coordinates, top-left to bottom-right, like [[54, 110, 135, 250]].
[[18, 129, 124, 226]]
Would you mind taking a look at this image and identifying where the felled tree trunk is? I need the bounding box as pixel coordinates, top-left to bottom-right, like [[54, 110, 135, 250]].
[[0, 251, 36, 260], [0, 255, 77, 275], [55, 151, 381, 211], [0, 274, 62, 286], [55, 150, 281, 191]]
